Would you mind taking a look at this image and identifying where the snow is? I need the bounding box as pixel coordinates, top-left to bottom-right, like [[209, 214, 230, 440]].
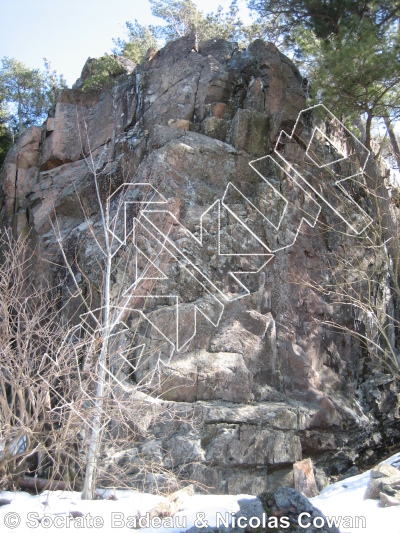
[[0, 488, 254, 532], [310, 451, 400, 533], [0, 452, 399, 532]]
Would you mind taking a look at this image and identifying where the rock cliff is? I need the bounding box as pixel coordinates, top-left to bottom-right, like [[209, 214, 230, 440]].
[[1, 34, 399, 494]]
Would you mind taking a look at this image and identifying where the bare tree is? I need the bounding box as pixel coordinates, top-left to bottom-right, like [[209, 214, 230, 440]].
[[0, 231, 84, 490], [47, 109, 191, 499]]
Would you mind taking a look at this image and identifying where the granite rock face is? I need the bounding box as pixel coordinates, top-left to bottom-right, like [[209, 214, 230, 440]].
[[1, 34, 399, 494]]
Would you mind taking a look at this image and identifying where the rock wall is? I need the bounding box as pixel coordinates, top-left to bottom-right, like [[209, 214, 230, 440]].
[[1, 35, 399, 494]]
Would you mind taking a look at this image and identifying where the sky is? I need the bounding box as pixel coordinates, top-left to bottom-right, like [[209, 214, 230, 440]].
[[0, 0, 252, 87]]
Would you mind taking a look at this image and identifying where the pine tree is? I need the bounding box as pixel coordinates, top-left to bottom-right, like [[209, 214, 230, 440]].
[[248, 0, 400, 152], [0, 57, 66, 141]]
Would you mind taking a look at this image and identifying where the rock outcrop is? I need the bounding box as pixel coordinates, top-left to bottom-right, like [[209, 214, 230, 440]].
[[1, 34, 399, 494], [365, 463, 400, 506]]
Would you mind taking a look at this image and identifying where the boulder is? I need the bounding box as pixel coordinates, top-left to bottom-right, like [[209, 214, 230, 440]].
[[364, 463, 400, 501], [262, 487, 339, 533], [380, 492, 400, 507], [294, 458, 319, 498]]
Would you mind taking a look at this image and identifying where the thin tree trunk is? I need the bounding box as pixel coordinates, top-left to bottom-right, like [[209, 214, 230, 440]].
[[384, 115, 400, 171], [353, 118, 366, 146], [81, 252, 111, 500], [18, 107, 23, 137], [18, 476, 67, 492], [365, 112, 372, 152], [17, 86, 23, 137], [81, 162, 112, 499]]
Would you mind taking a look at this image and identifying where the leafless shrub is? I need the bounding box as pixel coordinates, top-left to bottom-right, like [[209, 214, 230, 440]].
[[44, 107, 200, 499], [291, 150, 400, 381], [0, 231, 85, 490]]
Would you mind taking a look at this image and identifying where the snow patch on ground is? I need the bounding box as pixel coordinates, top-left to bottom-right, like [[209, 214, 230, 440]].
[[0, 489, 256, 532], [0, 452, 399, 532], [310, 451, 400, 533]]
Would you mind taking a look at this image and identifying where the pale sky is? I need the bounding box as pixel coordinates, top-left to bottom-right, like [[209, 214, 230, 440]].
[[0, 0, 252, 86]]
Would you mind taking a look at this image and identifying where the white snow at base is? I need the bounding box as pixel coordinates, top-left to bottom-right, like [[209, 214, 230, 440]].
[[310, 451, 400, 533], [0, 452, 399, 532], [0, 488, 254, 532]]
